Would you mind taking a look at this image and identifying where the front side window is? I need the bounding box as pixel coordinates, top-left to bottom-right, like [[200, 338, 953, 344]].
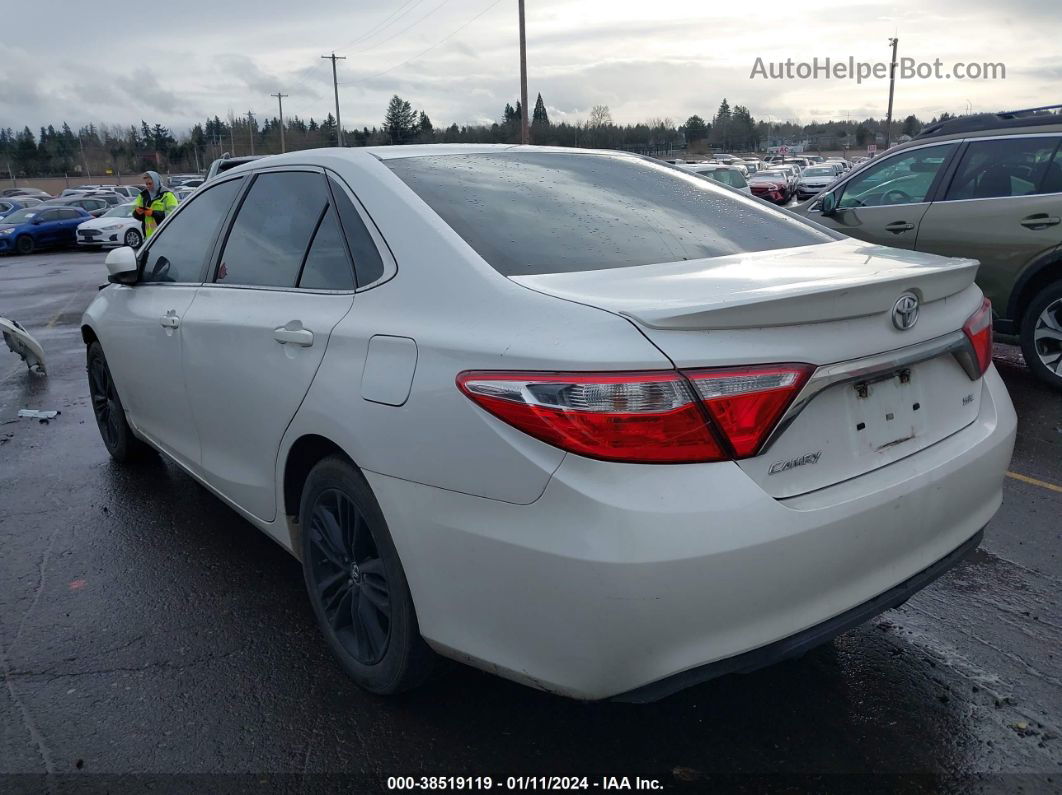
[[216, 171, 329, 288], [60, 209, 81, 220], [141, 178, 243, 284], [838, 143, 956, 209], [944, 137, 1061, 201], [387, 153, 837, 276]]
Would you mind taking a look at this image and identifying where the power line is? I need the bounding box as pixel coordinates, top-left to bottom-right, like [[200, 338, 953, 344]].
[[354, 0, 459, 58], [340, 0, 430, 49], [358, 0, 506, 81]]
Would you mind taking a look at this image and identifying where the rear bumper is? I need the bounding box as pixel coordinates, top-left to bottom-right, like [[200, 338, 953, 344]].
[[367, 366, 1016, 700], [613, 527, 983, 702]]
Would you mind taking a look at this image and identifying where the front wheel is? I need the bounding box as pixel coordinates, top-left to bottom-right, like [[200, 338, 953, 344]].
[[15, 235, 33, 255], [124, 228, 142, 248], [300, 456, 434, 694], [1020, 282, 1062, 391], [87, 341, 149, 461]]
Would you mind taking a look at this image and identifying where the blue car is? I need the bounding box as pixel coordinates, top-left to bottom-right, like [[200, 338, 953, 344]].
[[0, 197, 42, 221], [0, 206, 91, 255]]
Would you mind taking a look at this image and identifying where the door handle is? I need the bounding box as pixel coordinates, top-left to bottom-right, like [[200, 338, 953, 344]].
[[273, 326, 314, 347], [885, 221, 915, 233], [1020, 214, 1061, 229], [160, 312, 179, 329]]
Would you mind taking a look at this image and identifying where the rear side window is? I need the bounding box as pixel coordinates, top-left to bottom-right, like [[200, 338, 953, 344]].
[[329, 178, 385, 286], [60, 209, 81, 220], [299, 208, 355, 290], [386, 153, 837, 276], [142, 178, 242, 284], [217, 172, 329, 288], [944, 137, 1062, 201]]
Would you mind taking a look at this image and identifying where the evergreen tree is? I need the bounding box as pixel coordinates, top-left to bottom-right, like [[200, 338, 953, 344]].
[[383, 95, 416, 144], [682, 114, 708, 143]]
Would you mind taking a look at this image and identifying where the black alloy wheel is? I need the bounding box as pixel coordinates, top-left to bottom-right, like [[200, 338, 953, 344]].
[[300, 456, 434, 694], [86, 342, 147, 461], [308, 488, 392, 665]]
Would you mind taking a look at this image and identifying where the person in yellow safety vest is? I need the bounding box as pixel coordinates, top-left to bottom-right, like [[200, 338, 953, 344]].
[[132, 170, 178, 239]]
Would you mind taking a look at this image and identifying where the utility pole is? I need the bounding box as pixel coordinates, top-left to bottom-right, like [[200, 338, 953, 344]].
[[518, 0, 530, 145], [78, 134, 90, 178], [884, 37, 899, 150], [321, 52, 347, 146], [272, 92, 289, 153], [248, 110, 256, 155]]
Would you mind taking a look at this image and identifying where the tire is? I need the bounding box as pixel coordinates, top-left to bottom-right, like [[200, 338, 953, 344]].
[[1019, 281, 1062, 391], [124, 228, 142, 248], [300, 456, 434, 694], [15, 235, 33, 255], [86, 341, 149, 461]]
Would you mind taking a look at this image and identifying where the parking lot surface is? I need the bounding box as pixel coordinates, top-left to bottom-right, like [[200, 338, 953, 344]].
[[1, 250, 1060, 790]]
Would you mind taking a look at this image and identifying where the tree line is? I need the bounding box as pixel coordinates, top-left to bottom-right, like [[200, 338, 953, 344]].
[[1, 95, 936, 178]]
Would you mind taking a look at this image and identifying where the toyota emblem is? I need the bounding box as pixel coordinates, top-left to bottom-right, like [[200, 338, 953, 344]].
[[892, 293, 919, 330]]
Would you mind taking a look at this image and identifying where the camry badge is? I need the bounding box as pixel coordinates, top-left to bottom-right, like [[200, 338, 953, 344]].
[[769, 451, 822, 476], [892, 293, 919, 330]]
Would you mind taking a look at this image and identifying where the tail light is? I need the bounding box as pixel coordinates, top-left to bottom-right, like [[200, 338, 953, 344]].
[[962, 296, 993, 376], [456, 364, 812, 464], [685, 365, 813, 457]]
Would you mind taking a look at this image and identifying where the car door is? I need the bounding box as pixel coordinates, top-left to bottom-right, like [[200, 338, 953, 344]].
[[915, 134, 1062, 314], [35, 208, 64, 246], [58, 208, 85, 243], [99, 176, 245, 471], [808, 142, 958, 249], [179, 168, 357, 521]]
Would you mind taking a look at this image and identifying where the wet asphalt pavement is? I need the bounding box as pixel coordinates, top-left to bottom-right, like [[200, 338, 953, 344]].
[[1, 250, 1060, 792]]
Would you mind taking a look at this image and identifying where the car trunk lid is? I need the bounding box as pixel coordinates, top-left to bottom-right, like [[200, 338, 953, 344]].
[[511, 239, 986, 497]]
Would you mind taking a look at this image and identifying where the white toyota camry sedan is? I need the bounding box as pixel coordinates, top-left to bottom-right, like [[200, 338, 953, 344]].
[[81, 145, 1016, 701]]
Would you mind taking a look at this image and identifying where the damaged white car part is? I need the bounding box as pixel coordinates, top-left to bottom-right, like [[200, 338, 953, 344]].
[[0, 317, 46, 375]]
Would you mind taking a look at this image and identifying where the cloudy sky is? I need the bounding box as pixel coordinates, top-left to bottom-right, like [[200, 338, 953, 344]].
[[1, 0, 1057, 137]]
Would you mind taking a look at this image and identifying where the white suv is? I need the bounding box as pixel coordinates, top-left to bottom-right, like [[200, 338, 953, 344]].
[[82, 147, 1016, 700]]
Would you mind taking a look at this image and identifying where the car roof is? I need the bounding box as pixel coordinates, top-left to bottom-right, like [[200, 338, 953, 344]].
[[217, 145, 652, 179]]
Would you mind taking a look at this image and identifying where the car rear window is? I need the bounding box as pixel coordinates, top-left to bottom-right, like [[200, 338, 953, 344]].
[[386, 153, 838, 276]]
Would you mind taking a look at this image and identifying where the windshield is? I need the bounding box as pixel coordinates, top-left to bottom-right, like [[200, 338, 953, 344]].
[[804, 167, 835, 177], [757, 171, 786, 179], [387, 152, 838, 276], [103, 204, 135, 218], [1, 209, 38, 225]]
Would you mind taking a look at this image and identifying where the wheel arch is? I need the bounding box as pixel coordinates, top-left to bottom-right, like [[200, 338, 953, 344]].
[[1007, 249, 1062, 330], [81, 324, 99, 346], [281, 433, 359, 555]]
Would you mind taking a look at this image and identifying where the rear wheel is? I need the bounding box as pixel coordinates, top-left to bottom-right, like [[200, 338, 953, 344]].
[[15, 235, 33, 255], [87, 342, 148, 461], [300, 456, 434, 694], [1020, 282, 1062, 391]]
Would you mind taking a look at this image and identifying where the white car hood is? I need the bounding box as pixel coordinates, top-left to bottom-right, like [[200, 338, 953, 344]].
[[78, 216, 135, 230]]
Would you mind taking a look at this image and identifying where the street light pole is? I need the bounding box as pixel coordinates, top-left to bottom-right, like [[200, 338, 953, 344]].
[[884, 37, 899, 150], [321, 52, 347, 146], [248, 110, 256, 155], [518, 0, 529, 145], [272, 92, 289, 153]]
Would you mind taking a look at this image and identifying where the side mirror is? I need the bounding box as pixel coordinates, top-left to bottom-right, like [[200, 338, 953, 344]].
[[105, 246, 138, 285], [31, 217, 43, 225], [820, 191, 839, 217]]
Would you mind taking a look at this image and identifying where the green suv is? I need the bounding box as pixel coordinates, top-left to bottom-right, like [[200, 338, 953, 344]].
[[796, 106, 1062, 390]]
